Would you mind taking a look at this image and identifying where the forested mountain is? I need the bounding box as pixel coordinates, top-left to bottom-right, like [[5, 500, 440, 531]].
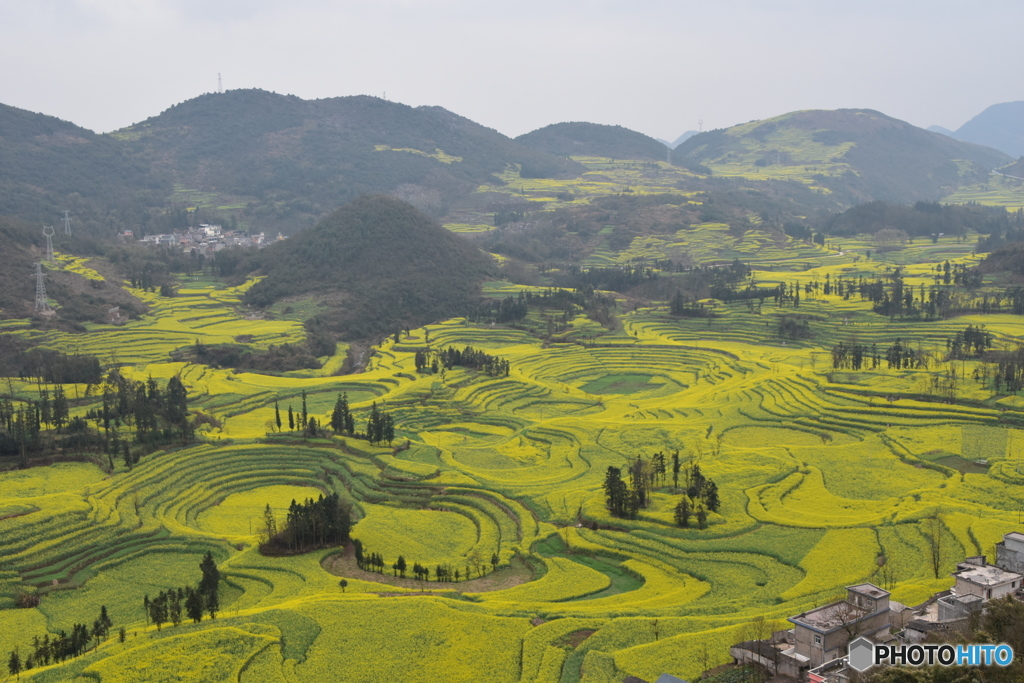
[[113, 90, 581, 231], [953, 101, 1024, 158], [979, 242, 1024, 277], [824, 201, 1024, 239], [0, 91, 582, 235], [244, 195, 496, 339], [515, 122, 669, 160], [672, 109, 1011, 204], [0, 103, 167, 232]]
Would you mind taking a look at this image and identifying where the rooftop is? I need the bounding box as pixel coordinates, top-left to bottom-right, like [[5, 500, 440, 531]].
[[789, 601, 870, 633], [1003, 531, 1024, 544], [953, 563, 1022, 587], [848, 584, 890, 599]]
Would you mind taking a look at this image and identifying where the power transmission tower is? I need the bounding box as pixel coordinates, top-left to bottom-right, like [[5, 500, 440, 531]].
[[43, 226, 55, 262], [35, 262, 50, 312], [63, 210, 71, 235]]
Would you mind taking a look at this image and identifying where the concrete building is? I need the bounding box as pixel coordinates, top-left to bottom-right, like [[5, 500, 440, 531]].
[[788, 584, 892, 669], [996, 531, 1024, 574], [951, 556, 1021, 601]]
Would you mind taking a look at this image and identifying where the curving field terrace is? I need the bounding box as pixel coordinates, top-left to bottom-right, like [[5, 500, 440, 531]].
[[1, 246, 1023, 683]]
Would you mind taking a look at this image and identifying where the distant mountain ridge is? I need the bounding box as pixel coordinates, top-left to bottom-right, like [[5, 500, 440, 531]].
[[115, 89, 582, 231], [672, 108, 1010, 203], [0, 90, 582, 234], [515, 122, 669, 160], [952, 101, 1024, 158]]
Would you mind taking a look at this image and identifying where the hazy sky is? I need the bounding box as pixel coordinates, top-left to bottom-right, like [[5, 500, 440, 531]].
[[2, 0, 1022, 140]]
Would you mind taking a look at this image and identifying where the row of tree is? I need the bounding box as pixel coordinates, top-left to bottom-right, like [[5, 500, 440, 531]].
[[7, 606, 113, 676], [273, 393, 397, 445], [0, 373, 192, 466], [352, 539, 499, 582], [830, 339, 921, 371], [946, 324, 993, 359], [144, 551, 221, 630]]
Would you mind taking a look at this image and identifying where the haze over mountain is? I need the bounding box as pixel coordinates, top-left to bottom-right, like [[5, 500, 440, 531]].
[[0, 90, 582, 235], [952, 101, 1024, 159], [672, 108, 1010, 204], [244, 195, 496, 340], [515, 122, 669, 161], [116, 89, 582, 230], [1, 93, 1019, 246], [657, 131, 699, 149]]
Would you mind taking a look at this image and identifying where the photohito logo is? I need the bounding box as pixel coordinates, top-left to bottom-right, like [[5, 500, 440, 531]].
[[847, 637, 1015, 672]]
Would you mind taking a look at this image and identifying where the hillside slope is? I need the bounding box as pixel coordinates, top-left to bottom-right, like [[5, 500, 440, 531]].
[[515, 122, 669, 160], [954, 101, 1024, 158], [115, 90, 581, 231], [0, 103, 166, 229], [671, 108, 1011, 204], [245, 195, 496, 339]]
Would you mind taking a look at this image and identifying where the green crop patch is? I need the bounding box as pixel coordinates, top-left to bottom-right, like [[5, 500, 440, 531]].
[[580, 374, 656, 394]]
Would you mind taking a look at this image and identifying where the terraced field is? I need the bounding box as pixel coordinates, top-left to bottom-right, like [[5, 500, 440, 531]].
[[1, 242, 1023, 683]]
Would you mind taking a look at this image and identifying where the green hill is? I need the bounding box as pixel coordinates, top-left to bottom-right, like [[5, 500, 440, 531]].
[[954, 101, 1024, 158], [0, 103, 167, 230], [979, 241, 1024, 277], [115, 90, 581, 232], [244, 195, 497, 339], [515, 122, 669, 160], [671, 108, 1011, 204]]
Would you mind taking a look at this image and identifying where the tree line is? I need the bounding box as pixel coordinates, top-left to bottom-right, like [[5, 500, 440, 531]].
[[144, 551, 221, 630], [414, 345, 511, 378], [0, 373, 192, 468], [352, 538, 499, 583], [272, 392, 397, 445], [7, 606, 114, 677], [468, 286, 618, 332]]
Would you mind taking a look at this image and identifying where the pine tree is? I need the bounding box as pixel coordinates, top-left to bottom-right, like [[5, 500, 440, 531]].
[[674, 496, 691, 527], [275, 401, 281, 431], [288, 406, 294, 431], [185, 587, 204, 624], [301, 391, 308, 430], [199, 552, 219, 619]]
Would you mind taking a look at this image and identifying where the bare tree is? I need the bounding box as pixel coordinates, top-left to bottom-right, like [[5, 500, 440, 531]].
[[927, 514, 944, 579]]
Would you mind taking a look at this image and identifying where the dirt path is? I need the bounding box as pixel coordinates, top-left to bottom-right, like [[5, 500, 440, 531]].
[[322, 545, 535, 593]]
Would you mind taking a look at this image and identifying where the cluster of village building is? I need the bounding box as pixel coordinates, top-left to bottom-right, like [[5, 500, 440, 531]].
[[729, 531, 1024, 682], [119, 224, 283, 254]]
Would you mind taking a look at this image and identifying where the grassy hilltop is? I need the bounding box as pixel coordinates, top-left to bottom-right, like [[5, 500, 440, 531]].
[[672, 109, 1010, 203]]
